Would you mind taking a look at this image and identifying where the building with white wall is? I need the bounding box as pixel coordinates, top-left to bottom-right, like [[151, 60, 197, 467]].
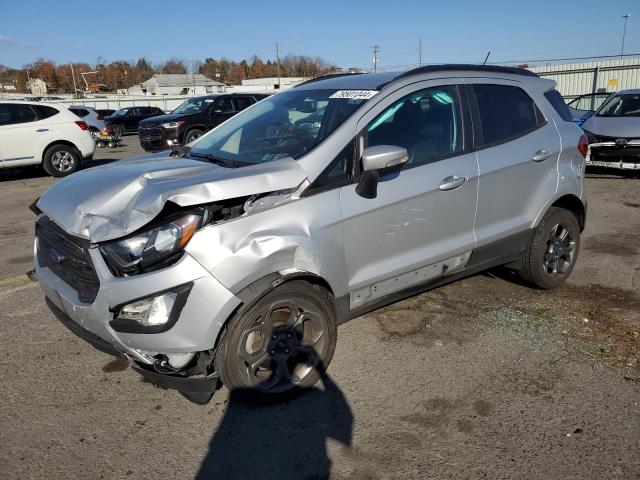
[[128, 74, 226, 96]]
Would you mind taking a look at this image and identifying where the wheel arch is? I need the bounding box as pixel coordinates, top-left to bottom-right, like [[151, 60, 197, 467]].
[[212, 270, 336, 351], [549, 194, 586, 231], [42, 140, 81, 160], [183, 125, 206, 143]]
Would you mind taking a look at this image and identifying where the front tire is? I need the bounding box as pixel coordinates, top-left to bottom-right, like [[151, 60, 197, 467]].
[[184, 128, 204, 144], [42, 144, 81, 177], [519, 207, 580, 289], [215, 280, 337, 403]]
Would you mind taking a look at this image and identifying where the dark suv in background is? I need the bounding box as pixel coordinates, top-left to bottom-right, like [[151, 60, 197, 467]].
[[138, 93, 268, 151], [104, 106, 166, 135]]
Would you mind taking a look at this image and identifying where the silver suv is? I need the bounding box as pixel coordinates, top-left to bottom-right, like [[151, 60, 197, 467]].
[[33, 65, 588, 403]]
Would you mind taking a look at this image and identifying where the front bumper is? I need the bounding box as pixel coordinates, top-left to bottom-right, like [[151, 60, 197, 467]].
[[586, 141, 640, 170], [138, 126, 180, 151], [35, 243, 242, 364]]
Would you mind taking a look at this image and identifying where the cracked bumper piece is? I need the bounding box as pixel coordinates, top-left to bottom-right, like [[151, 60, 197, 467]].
[[36, 247, 242, 363]]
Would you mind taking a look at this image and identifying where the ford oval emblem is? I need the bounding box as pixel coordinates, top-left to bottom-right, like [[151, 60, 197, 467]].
[[49, 247, 67, 264]]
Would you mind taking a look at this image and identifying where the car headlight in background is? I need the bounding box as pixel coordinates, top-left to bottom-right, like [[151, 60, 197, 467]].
[[161, 120, 185, 129], [99, 210, 206, 276]]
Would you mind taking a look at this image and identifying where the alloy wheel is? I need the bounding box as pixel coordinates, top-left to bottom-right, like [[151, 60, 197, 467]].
[[50, 151, 75, 173], [543, 223, 576, 276]]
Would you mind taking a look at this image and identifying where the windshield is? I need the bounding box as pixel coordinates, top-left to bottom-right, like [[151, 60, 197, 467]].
[[189, 89, 372, 165], [597, 93, 640, 117], [173, 96, 217, 115], [113, 108, 129, 116]]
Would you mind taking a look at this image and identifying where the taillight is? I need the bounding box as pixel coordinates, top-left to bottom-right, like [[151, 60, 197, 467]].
[[75, 120, 89, 131], [578, 134, 588, 158]]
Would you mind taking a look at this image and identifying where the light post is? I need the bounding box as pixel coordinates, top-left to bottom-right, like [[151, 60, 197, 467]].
[[621, 14, 631, 59]]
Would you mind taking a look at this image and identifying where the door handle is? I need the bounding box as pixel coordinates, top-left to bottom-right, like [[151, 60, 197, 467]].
[[439, 175, 467, 191], [532, 149, 551, 162], [35, 128, 49, 132]]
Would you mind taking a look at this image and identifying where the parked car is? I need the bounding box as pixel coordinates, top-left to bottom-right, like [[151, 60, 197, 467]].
[[95, 108, 115, 118], [581, 89, 640, 170], [68, 105, 106, 133], [34, 65, 587, 404], [104, 106, 165, 135], [566, 92, 611, 124], [138, 93, 269, 151], [0, 101, 95, 176]]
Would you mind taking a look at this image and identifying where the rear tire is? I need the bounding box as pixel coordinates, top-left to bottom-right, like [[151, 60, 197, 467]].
[[42, 144, 81, 177], [519, 207, 580, 289], [111, 124, 124, 136], [215, 280, 337, 404]]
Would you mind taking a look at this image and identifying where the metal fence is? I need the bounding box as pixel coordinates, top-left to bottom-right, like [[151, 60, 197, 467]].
[[530, 58, 640, 100]]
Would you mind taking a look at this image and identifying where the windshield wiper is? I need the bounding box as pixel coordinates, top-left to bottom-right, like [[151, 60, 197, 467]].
[[188, 152, 244, 168]]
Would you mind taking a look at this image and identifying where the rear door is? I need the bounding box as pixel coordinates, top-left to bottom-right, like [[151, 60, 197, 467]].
[[469, 81, 561, 248], [339, 82, 479, 308]]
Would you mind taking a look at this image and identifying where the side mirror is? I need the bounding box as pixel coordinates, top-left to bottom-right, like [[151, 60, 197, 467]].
[[356, 145, 408, 199]]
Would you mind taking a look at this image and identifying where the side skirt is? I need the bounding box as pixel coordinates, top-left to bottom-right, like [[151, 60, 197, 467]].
[[335, 229, 534, 325]]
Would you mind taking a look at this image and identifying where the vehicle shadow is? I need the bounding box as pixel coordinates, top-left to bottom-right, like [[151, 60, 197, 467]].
[[195, 366, 353, 480]]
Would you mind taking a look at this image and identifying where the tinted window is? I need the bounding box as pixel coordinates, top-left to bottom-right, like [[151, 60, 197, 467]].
[[597, 93, 640, 117], [214, 97, 234, 113], [544, 89, 572, 122], [69, 108, 89, 118], [473, 84, 544, 145], [234, 97, 253, 111], [366, 85, 464, 165], [34, 105, 59, 119], [0, 103, 38, 125]]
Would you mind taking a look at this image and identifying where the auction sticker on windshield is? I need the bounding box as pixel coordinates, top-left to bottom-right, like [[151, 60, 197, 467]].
[[329, 90, 379, 100]]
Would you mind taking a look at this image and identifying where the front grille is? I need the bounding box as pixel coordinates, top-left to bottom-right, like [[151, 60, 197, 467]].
[[591, 133, 639, 144], [36, 216, 100, 303]]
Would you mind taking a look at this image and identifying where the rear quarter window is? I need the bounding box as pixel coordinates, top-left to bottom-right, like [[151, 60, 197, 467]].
[[473, 84, 545, 147], [544, 89, 573, 122], [69, 108, 89, 118]]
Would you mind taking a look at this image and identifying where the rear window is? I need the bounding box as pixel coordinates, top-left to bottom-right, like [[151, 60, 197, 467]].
[[34, 105, 59, 119], [473, 84, 545, 146], [544, 89, 573, 122], [69, 108, 89, 118]]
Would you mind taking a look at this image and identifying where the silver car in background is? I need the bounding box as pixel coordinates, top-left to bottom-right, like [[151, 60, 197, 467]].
[[582, 89, 640, 170], [33, 65, 588, 403]]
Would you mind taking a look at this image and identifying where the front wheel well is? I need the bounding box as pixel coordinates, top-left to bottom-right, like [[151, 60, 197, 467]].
[[550, 194, 586, 231]]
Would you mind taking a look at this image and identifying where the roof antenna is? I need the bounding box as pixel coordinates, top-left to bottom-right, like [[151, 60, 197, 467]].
[[482, 51, 491, 65]]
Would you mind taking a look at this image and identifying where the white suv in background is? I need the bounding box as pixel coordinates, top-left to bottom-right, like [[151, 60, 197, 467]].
[[68, 105, 106, 133], [0, 101, 95, 177]]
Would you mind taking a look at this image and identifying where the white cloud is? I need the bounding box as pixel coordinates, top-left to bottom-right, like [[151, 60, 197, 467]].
[[0, 34, 38, 47]]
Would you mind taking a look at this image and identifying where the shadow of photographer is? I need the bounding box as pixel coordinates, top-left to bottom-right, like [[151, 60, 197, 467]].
[[195, 365, 353, 480]]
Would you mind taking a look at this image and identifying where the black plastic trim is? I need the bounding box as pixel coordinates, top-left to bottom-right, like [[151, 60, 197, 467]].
[[131, 363, 219, 396], [395, 64, 538, 81], [109, 282, 193, 334]]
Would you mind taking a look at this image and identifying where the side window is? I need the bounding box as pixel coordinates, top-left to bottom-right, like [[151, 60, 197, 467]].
[[308, 141, 354, 193], [234, 97, 253, 111], [214, 97, 235, 113], [366, 85, 464, 166], [1, 104, 39, 125], [473, 84, 545, 146], [69, 108, 88, 118], [544, 89, 572, 122]]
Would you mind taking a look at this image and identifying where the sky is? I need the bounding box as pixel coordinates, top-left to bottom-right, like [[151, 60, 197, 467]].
[[1, 0, 639, 70]]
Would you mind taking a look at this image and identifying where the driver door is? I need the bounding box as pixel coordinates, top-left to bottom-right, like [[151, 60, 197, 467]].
[[339, 82, 479, 309], [208, 97, 235, 129]]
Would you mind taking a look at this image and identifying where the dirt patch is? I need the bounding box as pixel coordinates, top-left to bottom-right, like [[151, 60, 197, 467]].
[[584, 234, 640, 256], [7, 255, 33, 265], [102, 357, 129, 373]]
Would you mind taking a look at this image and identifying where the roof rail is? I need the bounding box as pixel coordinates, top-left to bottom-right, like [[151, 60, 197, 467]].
[[293, 72, 365, 88], [394, 64, 538, 81]]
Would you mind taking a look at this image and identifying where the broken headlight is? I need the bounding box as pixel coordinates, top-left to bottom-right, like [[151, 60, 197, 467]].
[[99, 211, 205, 276]]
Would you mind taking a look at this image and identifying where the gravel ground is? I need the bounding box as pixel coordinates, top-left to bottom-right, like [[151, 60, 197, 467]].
[[0, 137, 638, 479]]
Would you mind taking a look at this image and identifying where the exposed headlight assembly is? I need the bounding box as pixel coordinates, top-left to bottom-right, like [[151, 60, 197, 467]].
[[99, 210, 205, 276]]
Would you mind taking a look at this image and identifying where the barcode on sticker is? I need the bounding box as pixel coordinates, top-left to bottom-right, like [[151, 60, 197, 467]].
[[329, 90, 379, 100]]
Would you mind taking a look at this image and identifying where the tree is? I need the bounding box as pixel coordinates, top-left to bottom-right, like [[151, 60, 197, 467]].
[[158, 58, 187, 74]]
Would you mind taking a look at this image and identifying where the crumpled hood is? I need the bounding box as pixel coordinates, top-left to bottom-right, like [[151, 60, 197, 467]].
[[581, 115, 640, 138], [37, 153, 308, 243]]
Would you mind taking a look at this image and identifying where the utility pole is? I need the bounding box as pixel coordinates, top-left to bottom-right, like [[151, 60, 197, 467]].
[[70, 63, 78, 99], [372, 45, 380, 72], [482, 51, 491, 65], [418, 37, 422, 65], [276, 42, 281, 89], [621, 14, 631, 59]]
